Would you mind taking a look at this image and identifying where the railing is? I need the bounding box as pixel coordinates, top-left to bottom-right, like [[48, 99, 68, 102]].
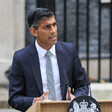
[[35, 0, 112, 82]]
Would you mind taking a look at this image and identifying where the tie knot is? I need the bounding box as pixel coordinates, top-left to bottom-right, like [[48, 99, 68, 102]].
[[45, 51, 51, 57]]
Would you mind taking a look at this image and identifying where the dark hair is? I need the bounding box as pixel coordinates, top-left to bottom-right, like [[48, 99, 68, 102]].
[[28, 8, 54, 29]]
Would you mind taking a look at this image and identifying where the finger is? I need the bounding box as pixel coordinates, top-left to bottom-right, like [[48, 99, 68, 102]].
[[66, 93, 68, 100], [66, 87, 73, 100], [42, 90, 49, 101], [68, 87, 71, 92], [67, 87, 71, 97], [43, 90, 49, 95], [36, 97, 42, 101], [66, 87, 70, 100], [70, 94, 75, 100], [35, 90, 50, 102]]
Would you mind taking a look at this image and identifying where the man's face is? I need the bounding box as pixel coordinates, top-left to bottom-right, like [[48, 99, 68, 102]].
[[35, 16, 57, 50]]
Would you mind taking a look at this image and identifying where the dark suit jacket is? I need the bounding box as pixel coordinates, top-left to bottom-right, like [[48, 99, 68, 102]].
[[8, 41, 90, 111]]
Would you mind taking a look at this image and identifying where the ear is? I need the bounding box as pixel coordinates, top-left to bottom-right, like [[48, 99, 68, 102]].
[[29, 27, 38, 37]]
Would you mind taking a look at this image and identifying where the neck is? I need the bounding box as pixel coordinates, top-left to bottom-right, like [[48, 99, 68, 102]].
[[36, 40, 53, 50]]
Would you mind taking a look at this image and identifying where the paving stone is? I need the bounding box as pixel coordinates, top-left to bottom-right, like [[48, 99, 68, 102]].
[[0, 87, 9, 108], [0, 109, 20, 112]]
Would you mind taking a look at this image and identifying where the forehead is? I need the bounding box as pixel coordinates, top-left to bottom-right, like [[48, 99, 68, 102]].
[[38, 16, 56, 26]]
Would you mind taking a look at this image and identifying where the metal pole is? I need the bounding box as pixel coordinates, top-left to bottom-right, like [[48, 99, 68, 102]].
[[36, 0, 55, 14], [76, 0, 79, 52], [63, 0, 67, 42], [110, 0, 112, 82], [86, 0, 90, 76], [98, 0, 101, 82]]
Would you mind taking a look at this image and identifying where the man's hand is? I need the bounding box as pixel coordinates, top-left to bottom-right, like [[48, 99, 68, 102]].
[[35, 90, 49, 102], [66, 87, 75, 100]]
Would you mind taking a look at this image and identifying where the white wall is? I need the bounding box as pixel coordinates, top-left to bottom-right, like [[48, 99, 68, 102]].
[[101, 0, 111, 3], [0, 0, 25, 84]]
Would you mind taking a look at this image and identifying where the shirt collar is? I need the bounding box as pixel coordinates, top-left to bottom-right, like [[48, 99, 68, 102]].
[[49, 44, 56, 56], [35, 40, 56, 57]]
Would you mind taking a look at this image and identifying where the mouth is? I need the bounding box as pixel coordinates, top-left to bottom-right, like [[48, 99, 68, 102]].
[[49, 35, 57, 41]]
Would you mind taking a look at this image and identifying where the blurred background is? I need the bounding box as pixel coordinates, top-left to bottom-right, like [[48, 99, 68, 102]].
[[0, 0, 112, 111]]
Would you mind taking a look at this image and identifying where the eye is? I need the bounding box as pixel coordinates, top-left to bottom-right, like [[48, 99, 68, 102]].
[[45, 25, 50, 29], [53, 22, 56, 27]]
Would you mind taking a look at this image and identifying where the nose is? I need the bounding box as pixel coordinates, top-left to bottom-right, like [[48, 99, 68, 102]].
[[50, 26, 56, 34]]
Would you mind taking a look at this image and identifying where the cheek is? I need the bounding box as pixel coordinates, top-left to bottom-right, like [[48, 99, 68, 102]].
[[40, 30, 50, 35], [38, 31, 45, 37], [38, 31, 50, 40], [55, 26, 57, 31]]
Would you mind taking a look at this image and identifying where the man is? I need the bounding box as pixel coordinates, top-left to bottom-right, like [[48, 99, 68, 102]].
[[8, 8, 90, 111]]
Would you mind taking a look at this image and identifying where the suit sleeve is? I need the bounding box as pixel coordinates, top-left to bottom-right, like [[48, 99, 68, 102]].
[[72, 46, 90, 97], [8, 52, 35, 111]]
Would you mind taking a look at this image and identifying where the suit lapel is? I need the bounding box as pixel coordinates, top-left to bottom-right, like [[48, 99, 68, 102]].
[[28, 43, 43, 95], [28, 42, 67, 98], [56, 42, 67, 100]]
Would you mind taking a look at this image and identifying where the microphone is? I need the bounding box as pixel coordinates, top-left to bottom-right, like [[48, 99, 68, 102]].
[[63, 69, 71, 100], [81, 68, 92, 97], [89, 84, 92, 97]]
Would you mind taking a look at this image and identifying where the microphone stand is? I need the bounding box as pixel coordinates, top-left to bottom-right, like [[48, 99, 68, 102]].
[[63, 65, 71, 100]]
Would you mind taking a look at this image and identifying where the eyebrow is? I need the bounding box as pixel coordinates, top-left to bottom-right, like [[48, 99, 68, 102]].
[[43, 22, 56, 27]]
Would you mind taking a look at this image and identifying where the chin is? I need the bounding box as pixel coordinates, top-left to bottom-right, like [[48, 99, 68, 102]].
[[53, 41, 57, 45]]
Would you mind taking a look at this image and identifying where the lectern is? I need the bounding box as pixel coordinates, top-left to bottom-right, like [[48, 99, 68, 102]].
[[26, 101, 70, 112], [26, 100, 112, 112]]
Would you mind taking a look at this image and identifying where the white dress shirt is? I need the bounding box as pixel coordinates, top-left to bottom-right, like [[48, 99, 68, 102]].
[[35, 40, 62, 100]]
